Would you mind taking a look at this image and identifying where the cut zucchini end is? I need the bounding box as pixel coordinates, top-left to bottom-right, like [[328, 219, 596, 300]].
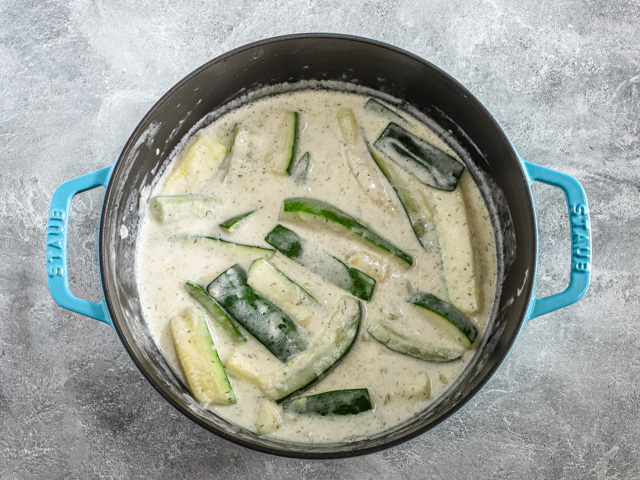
[[408, 292, 477, 344], [256, 401, 283, 435], [282, 388, 372, 416], [184, 281, 247, 343], [367, 320, 465, 363], [257, 296, 362, 402], [170, 307, 237, 406]]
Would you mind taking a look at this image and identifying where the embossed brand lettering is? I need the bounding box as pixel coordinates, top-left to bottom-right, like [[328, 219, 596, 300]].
[[569, 203, 591, 273], [47, 209, 67, 278], [50, 209, 66, 220], [575, 262, 590, 272]]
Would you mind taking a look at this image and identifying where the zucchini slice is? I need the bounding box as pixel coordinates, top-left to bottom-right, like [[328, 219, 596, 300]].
[[280, 197, 413, 266], [282, 388, 372, 416], [219, 209, 258, 232], [170, 307, 236, 406], [367, 144, 433, 246], [150, 195, 220, 224], [265, 110, 298, 174], [408, 292, 477, 344], [422, 187, 479, 313], [207, 265, 307, 363], [373, 122, 464, 192], [225, 123, 253, 180], [256, 401, 283, 435], [182, 236, 275, 260], [264, 224, 376, 301], [287, 151, 310, 182], [247, 258, 323, 324], [257, 296, 361, 402], [337, 108, 394, 210], [364, 98, 412, 128], [164, 131, 228, 192], [185, 282, 246, 343], [367, 318, 466, 363]]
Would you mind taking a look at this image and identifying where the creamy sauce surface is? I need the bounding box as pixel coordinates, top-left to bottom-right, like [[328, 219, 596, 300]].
[[136, 87, 497, 443]]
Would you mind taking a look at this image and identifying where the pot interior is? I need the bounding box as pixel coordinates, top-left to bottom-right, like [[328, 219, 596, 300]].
[[100, 34, 536, 457]]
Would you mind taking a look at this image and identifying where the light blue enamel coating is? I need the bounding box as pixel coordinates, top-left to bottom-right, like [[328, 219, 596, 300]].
[[46, 165, 115, 327], [523, 160, 591, 322]]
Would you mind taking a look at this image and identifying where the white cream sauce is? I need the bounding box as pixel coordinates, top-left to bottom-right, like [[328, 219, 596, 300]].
[[136, 87, 497, 443]]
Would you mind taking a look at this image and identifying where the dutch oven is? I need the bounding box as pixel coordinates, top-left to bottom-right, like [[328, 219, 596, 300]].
[[46, 34, 591, 458]]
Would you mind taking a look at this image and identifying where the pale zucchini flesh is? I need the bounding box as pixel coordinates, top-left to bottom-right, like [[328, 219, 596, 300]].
[[265, 110, 298, 174], [421, 187, 479, 314], [247, 258, 323, 325], [185, 281, 246, 343], [367, 318, 466, 363], [164, 132, 228, 192], [337, 108, 394, 211], [150, 195, 220, 224], [257, 297, 361, 402], [170, 307, 236, 406]]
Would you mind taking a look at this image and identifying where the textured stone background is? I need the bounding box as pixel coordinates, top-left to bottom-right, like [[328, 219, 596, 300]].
[[1, 0, 638, 478]]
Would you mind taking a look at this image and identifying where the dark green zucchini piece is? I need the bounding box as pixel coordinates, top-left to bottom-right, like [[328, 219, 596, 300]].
[[337, 108, 395, 210], [185, 282, 246, 343], [367, 143, 432, 246], [364, 98, 410, 126], [264, 224, 376, 301], [219, 209, 257, 232], [374, 122, 464, 191], [282, 388, 372, 416], [170, 307, 236, 406], [408, 292, 477, 343], [367, 318, 465, 363], [207, 265, 307, 362], [257, 296, 361, 402], [287, 151, 310, 182], [281, 197, 413, 266]]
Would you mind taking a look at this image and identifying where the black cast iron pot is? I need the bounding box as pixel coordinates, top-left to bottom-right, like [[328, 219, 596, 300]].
[[46, 34, 591, 458]]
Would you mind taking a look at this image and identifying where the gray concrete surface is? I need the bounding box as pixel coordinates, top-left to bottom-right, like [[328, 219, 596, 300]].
[[1, 0, 638, 478]]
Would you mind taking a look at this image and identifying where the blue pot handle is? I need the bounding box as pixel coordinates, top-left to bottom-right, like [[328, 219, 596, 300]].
[[523, 161, 591, 321], [46, 165, 115, 327]]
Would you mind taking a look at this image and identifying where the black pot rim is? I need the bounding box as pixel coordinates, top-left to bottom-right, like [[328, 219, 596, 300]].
[[101, 33, 535, 459]]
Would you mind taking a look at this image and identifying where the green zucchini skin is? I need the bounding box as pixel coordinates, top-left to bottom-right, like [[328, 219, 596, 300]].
[[281, 197, 413, 266], [364, 98, 410, 126], [185, 282, 246, 343], [282, 388, 372, 416], [367, 319, 464, 363], [264, 224, 376, 301], [408, 292, 477, 343], [374, 122, 464, 192], [266, 110, 298, 174], [194, 237, 275, 259], [367, 143, 431, 247], [219, 209, 257, 232], [207, 265, 307, 362], [287, 151, 310, 181], [257, 296, 361, 402]]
